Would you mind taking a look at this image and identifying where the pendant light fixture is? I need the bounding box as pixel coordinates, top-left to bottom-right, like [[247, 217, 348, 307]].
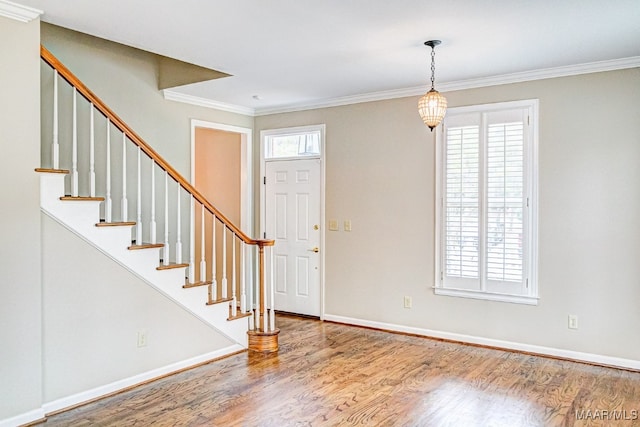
[[418, 40, 447, 132]]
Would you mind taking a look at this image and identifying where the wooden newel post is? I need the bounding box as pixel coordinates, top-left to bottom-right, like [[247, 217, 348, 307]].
[[258, 244, 266, 332], [247, 239, 279, 353]]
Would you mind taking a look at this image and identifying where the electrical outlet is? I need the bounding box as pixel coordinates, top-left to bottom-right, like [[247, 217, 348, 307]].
[[404, 296, 412, 309], [137, 330, 148, 347], [568, 315, 578, 330]]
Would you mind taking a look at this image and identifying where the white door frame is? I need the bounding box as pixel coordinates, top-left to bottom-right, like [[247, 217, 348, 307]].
[[260, 124, 326, 319]]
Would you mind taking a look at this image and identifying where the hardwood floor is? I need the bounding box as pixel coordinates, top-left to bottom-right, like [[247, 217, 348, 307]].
[[44, 315, 640, 426]]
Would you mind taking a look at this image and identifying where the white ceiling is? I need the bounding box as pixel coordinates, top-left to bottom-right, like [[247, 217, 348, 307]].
[[15, 0, 640, 115]]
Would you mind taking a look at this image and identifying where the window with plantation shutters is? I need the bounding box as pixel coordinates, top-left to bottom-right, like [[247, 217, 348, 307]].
[[435, 100, 538, 304]]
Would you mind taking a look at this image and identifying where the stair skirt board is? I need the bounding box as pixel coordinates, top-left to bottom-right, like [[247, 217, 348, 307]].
[[42, 344, 244, 421], [39, 173, 249, 347]]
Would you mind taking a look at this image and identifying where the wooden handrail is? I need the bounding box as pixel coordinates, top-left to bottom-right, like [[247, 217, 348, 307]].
[[40, 45, 272, 248]]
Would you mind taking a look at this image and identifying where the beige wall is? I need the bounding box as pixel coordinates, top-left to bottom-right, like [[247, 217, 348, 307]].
[[255, 68, 640, 361], [0, 16, 43, 421]]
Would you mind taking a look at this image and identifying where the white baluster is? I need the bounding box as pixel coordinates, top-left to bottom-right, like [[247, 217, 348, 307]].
[[150, 163, 157, 244], [121, 133, 128, 221], [136, 147, 142, 245], [264, 246, 270, 332], [211, 216, 217, 301], [176, 185, 182, 264], [163, 172, 170, 266], [241, 241, 246, 313], [105, 119, 112, 223], [52, 69, 59, 169], [221, 226, 227, 299], [231, 236, 237, 317], [270, 245, 276, 332], [89, 106, 95, 197], [188, 196, 195, 283], [199, 206, 206, 283], [254, 248, 261, 330], [71, 88, 78, 197], [248, 245, 254, 329]]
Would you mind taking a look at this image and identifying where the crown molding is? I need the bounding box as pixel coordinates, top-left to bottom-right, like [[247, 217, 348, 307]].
[[0, 0, 42, 22], [254, 86, 423, 116], [254, 56, 640, 116], [162, 90, 256, 117], [165, 56, 640, 117], [436, 55, 640, 93]]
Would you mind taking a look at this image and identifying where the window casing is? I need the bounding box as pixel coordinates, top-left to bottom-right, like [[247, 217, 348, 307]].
[[435, 99, 538, 305]]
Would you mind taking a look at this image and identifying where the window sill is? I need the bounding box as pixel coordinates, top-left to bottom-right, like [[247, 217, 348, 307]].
[[433, 287, 539, 305]]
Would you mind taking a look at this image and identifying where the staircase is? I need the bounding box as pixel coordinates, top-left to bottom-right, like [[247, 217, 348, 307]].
[[38, 46, 279, 352]]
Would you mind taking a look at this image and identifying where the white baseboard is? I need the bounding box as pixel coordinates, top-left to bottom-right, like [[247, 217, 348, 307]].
[[323, 314, 640, 371], [0, 408, 45, 427], [42, 344, 244, 416]]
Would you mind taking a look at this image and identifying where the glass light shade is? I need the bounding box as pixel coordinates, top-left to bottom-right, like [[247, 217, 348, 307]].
[[418, 88, 447, 131]]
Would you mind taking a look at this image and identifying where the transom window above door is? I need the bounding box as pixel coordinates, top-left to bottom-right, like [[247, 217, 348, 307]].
[[265, 129, 321, 159]]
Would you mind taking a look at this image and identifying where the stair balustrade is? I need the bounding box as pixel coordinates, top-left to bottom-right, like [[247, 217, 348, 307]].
[[39, 45, 278, 351]]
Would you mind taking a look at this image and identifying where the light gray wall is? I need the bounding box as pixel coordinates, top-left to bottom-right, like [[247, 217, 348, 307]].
[[255, 68, 640, 361], [0, 16, 43, 421], [41, 214, 234, 402]]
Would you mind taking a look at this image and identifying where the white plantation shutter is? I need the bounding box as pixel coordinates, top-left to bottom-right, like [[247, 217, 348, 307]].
[[486, 121, 524, 284], [437, 101, 537, 303], [444, 125, 480, 289]]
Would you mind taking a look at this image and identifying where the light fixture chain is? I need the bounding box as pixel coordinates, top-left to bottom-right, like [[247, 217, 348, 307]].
[[430, 47, 436, 90]]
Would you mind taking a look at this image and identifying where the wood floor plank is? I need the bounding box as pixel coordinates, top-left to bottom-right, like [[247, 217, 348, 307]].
[[43, 316, 640, 426]]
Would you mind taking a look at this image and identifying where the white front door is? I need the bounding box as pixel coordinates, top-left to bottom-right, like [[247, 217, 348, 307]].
[[265, 158, 321, 316]]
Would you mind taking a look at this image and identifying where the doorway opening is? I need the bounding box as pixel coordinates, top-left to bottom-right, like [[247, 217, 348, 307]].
[[190, 119, 253, 288], [260, 125, 326, 318]]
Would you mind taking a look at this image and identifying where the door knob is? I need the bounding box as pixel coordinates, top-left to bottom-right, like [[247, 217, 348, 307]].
[[308, 247, 319, 253]]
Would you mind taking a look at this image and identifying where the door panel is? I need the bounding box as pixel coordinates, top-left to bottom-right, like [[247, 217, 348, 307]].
[[265, 159, 320, 316]]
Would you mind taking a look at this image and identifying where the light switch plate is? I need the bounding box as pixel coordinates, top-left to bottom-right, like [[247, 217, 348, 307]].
[[329, 219, 339, 231], [344, 220, 352, 232]]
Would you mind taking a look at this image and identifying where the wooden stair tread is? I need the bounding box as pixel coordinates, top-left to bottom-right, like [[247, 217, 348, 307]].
[[128, 243, 164, 250], [60, 196, 105, 202], [206, 297, 233, 306], [96, 221, 136, 227], [183, 281, 210, 289], [227, 311, 252, 321], [156, 263, 189, 271], [35, 168, 69, 174]]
